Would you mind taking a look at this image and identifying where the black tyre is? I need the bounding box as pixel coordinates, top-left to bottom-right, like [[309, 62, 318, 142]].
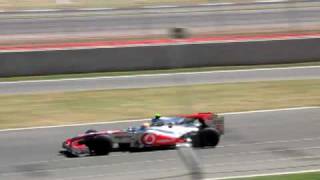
[[193, 128, 220, 148], [84, 135, 112, 155], [191, 133, 202, 148]]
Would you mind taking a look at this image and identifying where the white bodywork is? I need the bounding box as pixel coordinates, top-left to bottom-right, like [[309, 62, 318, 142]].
[[148, 125, 199, 138]]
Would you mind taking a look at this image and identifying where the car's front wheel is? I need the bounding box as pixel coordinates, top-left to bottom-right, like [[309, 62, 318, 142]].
[[84, 135, 113, 155]]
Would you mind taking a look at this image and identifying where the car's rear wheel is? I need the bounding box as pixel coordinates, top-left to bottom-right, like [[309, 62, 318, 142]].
[[192, 128, 220, 148]]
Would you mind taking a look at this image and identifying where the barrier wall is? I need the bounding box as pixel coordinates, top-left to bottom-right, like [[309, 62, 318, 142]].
[[0, 38, 320, 77]]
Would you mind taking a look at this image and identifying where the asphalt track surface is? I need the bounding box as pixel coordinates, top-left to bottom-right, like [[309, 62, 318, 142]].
[[0, 2, 320, 37], [0, 107, 319, 180], [0, 66, 320, 95]]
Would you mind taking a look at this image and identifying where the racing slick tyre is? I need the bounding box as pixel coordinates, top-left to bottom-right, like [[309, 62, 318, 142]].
[[192, 128, 220, 148], [84, 135, 113, 155]]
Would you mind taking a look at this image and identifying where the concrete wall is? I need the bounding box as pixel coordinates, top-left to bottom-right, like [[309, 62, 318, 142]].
[[1, 38, 320, 77]]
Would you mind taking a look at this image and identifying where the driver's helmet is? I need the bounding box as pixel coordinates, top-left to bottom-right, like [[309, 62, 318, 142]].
[[152, 113, 162, 125], [140, 122, 150, 130], [154, 113, 161, 119]]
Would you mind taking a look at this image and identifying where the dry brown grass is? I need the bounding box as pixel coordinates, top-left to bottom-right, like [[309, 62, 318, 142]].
[[0, 79, 319, 129]]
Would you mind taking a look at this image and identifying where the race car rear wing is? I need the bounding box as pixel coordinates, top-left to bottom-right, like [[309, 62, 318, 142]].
[[213, 115, 224, 135], [180, 112, 224, 135]]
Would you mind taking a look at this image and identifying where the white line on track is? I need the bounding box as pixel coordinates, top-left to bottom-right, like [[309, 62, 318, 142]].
[[204, 155, 320, 168], [1, 65, 319, 85], [0, 106, 318, 132], [209, 146, 320, 158], [255, 0, 287, 3], [0, 119, 149, 132], [199, 3, 234, 6], [143, 5, 178, 9], [20, 9, 61, 12], [78, 8, 115, 11], [222, 106, 320, 115], [209, 169, 320, 180], [217, 136, 320, 148]]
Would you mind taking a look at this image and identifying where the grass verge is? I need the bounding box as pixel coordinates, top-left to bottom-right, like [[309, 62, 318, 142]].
[[0, 79, 319, 129], [233, 171, 320, 180], [0, 61, 319, 82]]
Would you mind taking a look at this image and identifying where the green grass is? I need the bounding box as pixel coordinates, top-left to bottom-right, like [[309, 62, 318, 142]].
[[234, 171, 320, 180], [1, 61, 319, 82], [0, 79, 319, 129]]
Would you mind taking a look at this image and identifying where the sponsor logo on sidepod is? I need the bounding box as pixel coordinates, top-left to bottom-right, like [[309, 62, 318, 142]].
[[142, 133, 156, 145]]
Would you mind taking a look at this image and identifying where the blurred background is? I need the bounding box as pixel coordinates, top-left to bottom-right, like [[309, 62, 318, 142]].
[[0, 0, 319, 45]]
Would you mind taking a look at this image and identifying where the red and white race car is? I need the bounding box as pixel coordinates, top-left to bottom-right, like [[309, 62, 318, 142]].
[[61, 112, 224, 157]]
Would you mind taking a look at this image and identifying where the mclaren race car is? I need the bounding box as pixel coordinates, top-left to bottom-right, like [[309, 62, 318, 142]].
[[61, 112, 224, 157]]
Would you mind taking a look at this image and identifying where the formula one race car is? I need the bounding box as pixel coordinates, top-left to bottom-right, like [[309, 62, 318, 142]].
[[61, 112, 224, 157]]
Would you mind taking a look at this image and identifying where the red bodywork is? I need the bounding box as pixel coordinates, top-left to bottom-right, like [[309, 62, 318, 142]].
[[180, 112, 214, 121], [141, 133, 186, 146]]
